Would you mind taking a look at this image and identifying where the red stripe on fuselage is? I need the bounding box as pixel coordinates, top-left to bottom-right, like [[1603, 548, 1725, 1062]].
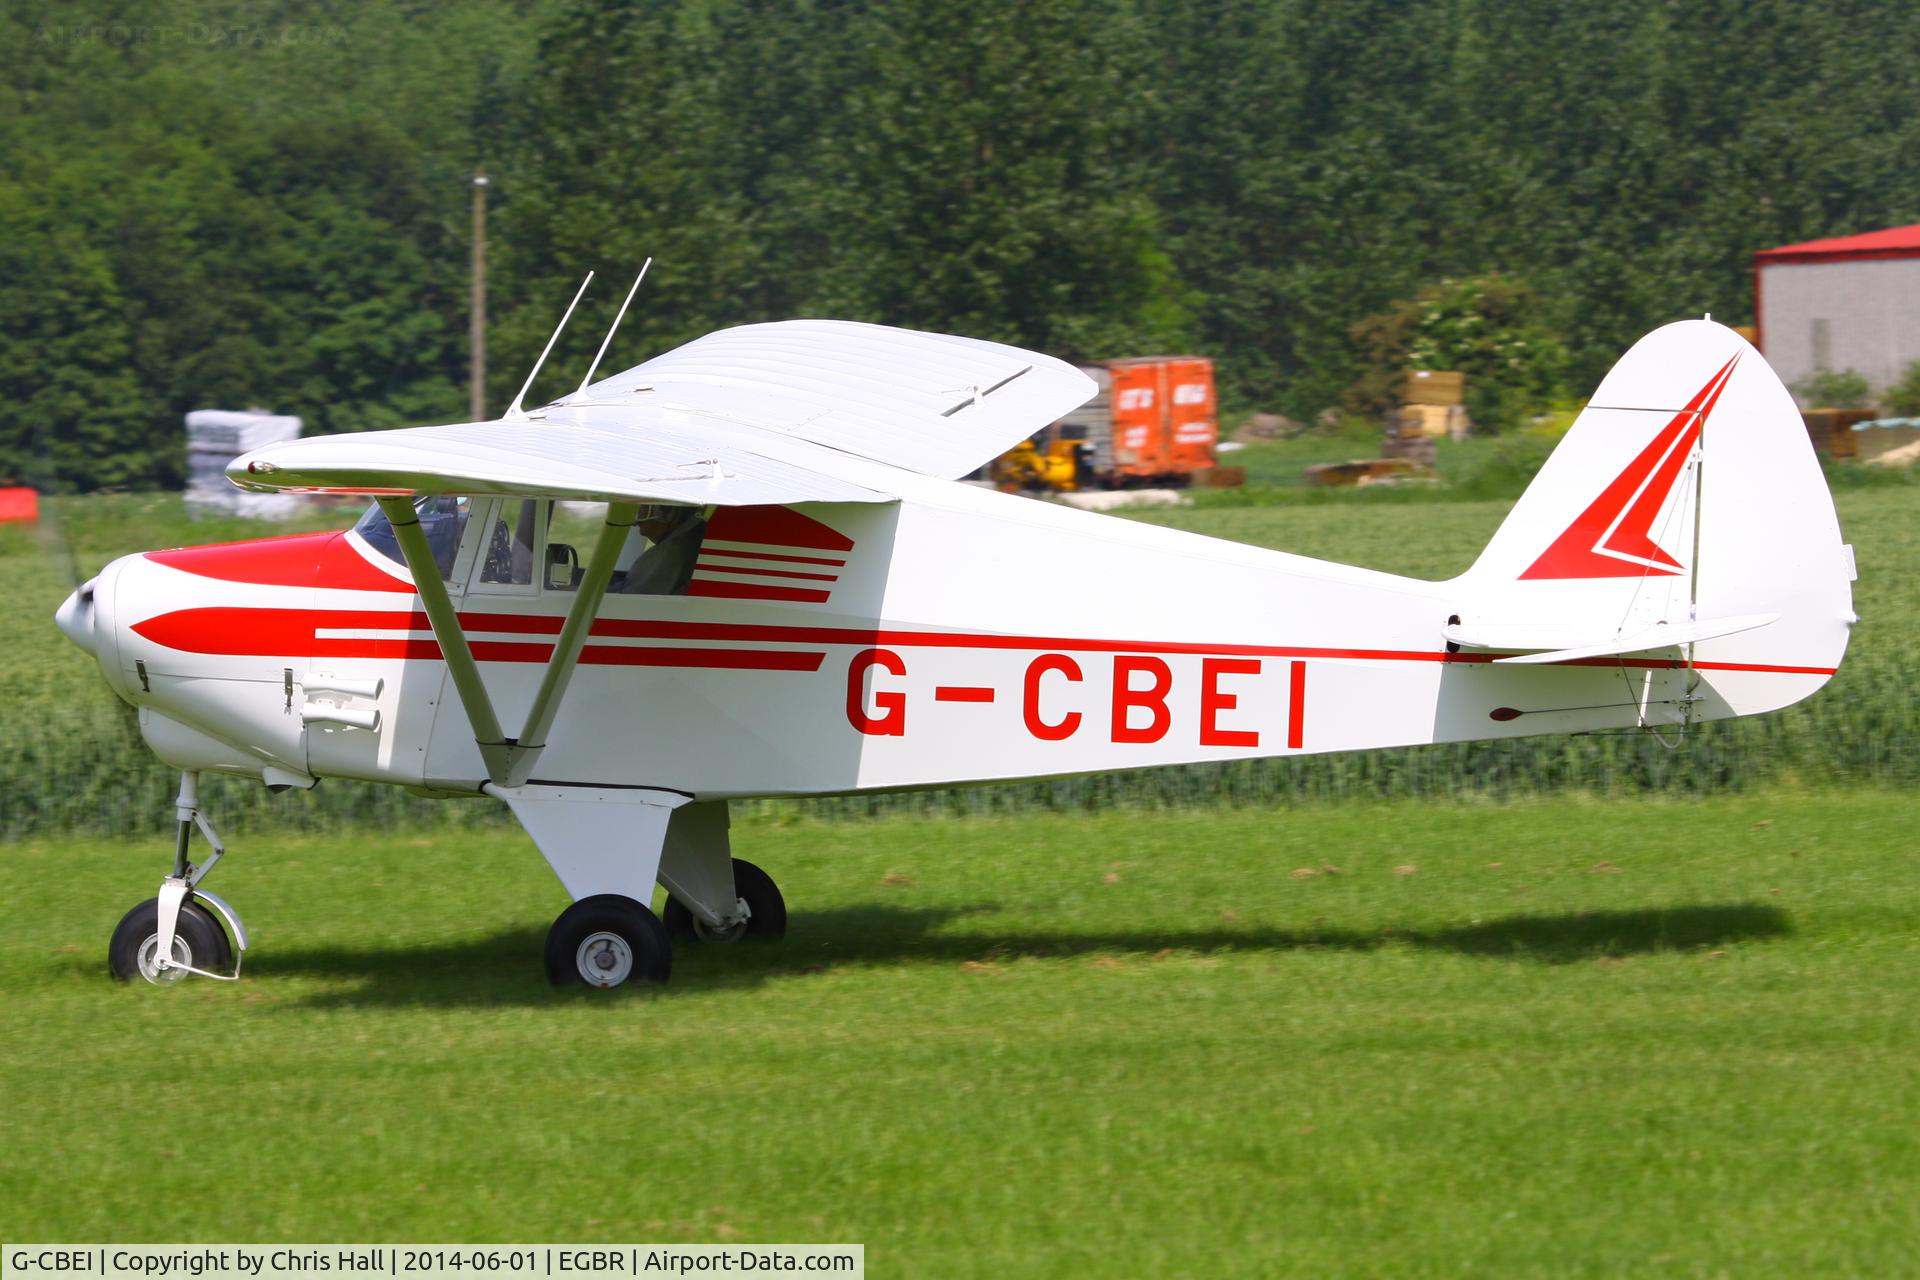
[[686, 580, 833, 604], [581, 647, 824, 671], [700, 548, 848, 568], [693, 560, 840, 583], [127, 607, 1836, 677], [706, 505, 854, 552], [130, 607, 821, 670]]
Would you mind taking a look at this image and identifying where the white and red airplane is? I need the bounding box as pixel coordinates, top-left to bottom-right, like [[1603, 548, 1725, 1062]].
[[54, 305, 1854, 989]]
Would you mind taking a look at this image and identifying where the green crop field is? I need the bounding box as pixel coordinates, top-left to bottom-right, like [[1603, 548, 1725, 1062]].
[[4, 482, 1917, 1273], [9, 485, 1918, 836]]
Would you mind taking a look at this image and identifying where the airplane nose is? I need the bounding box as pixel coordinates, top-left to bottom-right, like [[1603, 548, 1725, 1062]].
[[55, 577, 100, 655]]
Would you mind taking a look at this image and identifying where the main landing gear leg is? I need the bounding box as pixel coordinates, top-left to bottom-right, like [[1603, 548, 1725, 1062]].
[[659, 801, 787, 944], [108, 770, 250, 984], [491, 788, 789, 989], [491, 784, 684, 989]]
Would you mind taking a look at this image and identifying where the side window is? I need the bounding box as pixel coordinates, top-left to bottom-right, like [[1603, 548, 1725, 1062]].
[[544, 501, 619, 592], [455, 500, 711, 596], [480, 498, 539, 586]]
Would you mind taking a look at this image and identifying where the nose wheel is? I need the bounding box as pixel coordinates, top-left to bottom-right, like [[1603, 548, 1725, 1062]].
[[109, 897, 233, 984], [108, 770, 249, 984], [545, 895, 673, 988]]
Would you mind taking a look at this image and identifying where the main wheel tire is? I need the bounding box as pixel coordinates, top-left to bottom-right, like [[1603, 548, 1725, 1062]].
[[545, 894, 672, 988], [108, 897, 233, 984], [663, 858, 787, 943]]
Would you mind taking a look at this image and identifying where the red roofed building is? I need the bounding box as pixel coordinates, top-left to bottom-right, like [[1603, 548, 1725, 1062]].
[[1755, 223, 1920, 402]]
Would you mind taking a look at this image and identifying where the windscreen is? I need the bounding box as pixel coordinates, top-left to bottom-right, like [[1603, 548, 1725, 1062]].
[[354, 496, 470, 579]]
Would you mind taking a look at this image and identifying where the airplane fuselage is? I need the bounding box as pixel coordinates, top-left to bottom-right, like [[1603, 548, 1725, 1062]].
[[65, 476, 1830, 805]]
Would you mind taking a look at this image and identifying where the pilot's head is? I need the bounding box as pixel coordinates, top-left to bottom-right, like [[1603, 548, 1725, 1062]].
[[637, 505, 695, 542]]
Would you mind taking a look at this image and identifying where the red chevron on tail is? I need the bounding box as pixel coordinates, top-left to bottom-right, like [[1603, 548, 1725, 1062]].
[[1519, 355, 1737, 580]]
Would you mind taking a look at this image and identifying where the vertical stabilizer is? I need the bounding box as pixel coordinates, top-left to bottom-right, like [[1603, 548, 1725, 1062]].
[[1456, 319, 1853, 718]]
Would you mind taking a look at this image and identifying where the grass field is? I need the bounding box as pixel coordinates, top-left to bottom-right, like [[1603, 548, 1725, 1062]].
[[3, 793, 1917, 1274], [4, 478, 1917, 1272]]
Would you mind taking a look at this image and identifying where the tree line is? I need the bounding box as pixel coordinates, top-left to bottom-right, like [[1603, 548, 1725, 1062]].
[[4, 0, 1918, 489]]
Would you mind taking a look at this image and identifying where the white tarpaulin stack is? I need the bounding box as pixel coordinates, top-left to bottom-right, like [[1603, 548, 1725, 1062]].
[[186, 409, 303, 519]]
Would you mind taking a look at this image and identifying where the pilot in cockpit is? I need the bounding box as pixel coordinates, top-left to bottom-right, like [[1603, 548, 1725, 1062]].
[[617, 504, 707, 595]]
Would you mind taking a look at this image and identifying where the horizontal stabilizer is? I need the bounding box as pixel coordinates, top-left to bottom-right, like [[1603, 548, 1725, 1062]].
[[1444, 613, 1779, 665]]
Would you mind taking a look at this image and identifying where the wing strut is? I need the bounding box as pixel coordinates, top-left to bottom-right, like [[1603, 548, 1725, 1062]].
[[508, 502, 642, 784], [377, 497, 509, 773], [376, 496, 641, 787]]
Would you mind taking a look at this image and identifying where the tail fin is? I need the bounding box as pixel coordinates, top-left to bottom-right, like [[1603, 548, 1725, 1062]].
[[1454, 318, 1854, 718]]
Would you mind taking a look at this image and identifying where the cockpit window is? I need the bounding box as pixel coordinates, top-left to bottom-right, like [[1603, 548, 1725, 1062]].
[[615, 504, 708, 596], [480, 498, 539, 586], [354, 496, 470, 579]]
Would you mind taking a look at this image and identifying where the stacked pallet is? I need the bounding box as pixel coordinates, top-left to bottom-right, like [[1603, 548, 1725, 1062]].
[[185, 409, 304, 519], [1379, 370, 1465, 470], [1799, 408, 1872, 459], [1397, 370, 1469, 438]]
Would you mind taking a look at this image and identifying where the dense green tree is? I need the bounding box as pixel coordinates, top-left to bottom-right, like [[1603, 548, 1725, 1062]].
[[487, 0, 832, 407], [0, 184, 151, 488], [5, 0, 1920, 484], [799, 0, 1191, 358], [0, 0, 539, 486]]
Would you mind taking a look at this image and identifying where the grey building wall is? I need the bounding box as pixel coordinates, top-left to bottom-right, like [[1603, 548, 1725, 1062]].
[[1758, 257, 1920, 401]]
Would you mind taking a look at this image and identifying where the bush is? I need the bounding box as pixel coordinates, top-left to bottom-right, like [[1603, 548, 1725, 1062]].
[[1793, 367, 1872, 409], [1885, 360, 1920, 418]]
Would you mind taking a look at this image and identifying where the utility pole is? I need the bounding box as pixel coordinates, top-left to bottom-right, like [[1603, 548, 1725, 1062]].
[[470, 170, 489, 421]]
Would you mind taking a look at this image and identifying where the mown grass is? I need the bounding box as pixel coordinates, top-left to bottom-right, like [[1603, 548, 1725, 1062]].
[[6, 487, 1916, 1271], [2, 792, 1917, 1274]]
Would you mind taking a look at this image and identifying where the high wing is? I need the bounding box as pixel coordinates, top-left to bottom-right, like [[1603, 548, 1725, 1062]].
[[228, 320, 1096, 504], [228, 416, 894, 506]]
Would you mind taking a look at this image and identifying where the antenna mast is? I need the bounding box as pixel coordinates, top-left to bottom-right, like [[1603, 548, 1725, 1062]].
[[505, 272, 595, 420], [468, 171, 489, 420], [577, 259, 653, 397]]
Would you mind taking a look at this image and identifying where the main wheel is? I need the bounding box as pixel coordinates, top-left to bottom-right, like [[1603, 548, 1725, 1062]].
[[663, 858, 787, 943], [545, 894, 672, 988], [108, 897, 233, 984]]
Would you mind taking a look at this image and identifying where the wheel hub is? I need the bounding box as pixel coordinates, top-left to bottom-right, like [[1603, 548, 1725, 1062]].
[[691, 898, 752, 944], [576, 931, 634, 987], [135, 934, 193, 985]]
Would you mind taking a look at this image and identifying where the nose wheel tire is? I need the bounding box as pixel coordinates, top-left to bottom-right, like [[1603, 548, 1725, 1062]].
[[663, 858, 787, 943], [108, 897, 234, 984], [545, 895, 672, 988]]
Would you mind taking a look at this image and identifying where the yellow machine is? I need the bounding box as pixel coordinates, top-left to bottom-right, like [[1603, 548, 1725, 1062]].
[[990, 434, 1085, 492]]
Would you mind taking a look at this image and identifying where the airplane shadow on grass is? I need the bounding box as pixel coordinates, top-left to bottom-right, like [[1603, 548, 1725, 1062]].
[[271, 900, 1793, 1010]]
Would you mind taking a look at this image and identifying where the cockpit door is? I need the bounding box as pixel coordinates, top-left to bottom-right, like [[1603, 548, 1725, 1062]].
[[306, 499, 484, 790]]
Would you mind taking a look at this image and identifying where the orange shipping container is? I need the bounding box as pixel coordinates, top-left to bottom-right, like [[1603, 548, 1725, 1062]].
[[1104, 356, 1216, 480]]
